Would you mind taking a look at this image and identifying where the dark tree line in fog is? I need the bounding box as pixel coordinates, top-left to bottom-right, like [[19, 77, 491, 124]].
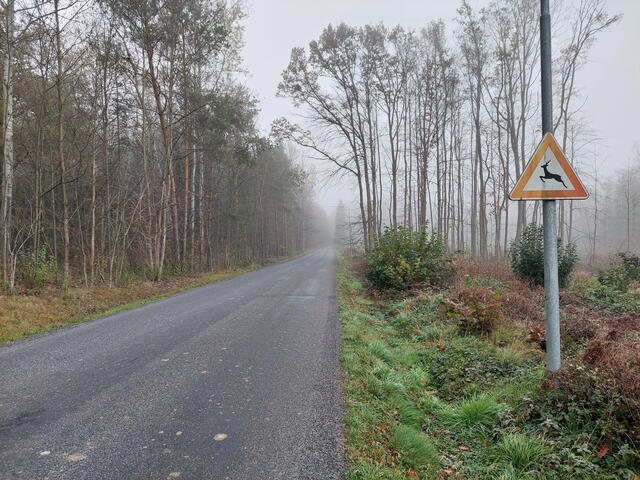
[[277, 0, 629, 260], [0, 0, 329, 289]]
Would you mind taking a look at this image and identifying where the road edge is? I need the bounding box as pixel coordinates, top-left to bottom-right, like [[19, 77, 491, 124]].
[[1, 252, 313, 345]]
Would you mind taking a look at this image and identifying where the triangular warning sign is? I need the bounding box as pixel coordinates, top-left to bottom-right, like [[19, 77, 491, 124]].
[[510, 133, 589, 200]]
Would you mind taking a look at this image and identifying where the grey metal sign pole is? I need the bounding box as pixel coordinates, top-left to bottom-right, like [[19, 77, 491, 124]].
[[540, 0, 561, 372]]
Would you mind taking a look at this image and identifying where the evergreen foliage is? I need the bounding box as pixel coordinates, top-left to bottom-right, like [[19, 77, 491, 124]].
[[509, 223, 577, 288], [365, 227, 453, 291]]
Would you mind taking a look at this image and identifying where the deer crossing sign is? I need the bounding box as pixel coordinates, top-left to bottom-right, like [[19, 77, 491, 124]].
[[509, 133, 589, 201]]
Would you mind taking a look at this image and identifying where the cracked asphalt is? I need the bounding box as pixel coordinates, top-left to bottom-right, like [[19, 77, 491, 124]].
[[0, 248, 344, 479]]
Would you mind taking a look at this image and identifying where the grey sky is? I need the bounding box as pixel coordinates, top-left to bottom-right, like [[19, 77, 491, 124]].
[[241, 0, 640, 208]]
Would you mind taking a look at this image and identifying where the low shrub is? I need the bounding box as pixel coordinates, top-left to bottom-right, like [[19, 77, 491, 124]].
[[19, 249, 57, 290], [598, 252, 640, 292], [509, 223, 578, 288], [365, 226, 453, 291], [442, 285, 502, 335], [455, 258, 516, 283], [558, 242, 579, 288]]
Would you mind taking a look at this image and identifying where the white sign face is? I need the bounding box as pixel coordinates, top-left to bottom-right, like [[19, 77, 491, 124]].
[[522, 147, 572, 191], [510, 133, 589, 201]]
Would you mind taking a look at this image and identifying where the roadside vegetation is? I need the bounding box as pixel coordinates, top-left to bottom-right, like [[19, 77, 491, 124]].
[[338, 228, 640, 479]]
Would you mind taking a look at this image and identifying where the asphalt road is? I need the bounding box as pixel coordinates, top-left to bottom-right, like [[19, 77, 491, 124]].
[[0, 248, 344, 480]]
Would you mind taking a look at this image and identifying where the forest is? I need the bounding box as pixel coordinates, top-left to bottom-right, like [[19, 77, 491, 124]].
[[277, 0, 635, 261], [0, 0, 330, 291]]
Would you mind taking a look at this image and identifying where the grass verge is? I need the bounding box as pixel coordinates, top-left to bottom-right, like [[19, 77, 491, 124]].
[[338, 257, 639, 480]]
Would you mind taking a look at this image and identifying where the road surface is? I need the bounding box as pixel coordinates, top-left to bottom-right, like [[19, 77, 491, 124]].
[[0, 248, 344, 479]]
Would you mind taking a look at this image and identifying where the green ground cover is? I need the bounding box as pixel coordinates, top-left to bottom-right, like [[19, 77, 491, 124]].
[[338, 258, 639, 480]]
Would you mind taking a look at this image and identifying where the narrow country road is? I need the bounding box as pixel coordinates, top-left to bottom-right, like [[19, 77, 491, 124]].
[[0, 248, 344, 480]]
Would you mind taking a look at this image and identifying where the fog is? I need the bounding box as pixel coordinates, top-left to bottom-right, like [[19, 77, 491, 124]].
[[243, 0, 640, 210]]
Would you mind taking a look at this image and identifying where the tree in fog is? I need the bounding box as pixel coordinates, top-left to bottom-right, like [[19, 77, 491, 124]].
[[0, 0, 328, 291], [278, 0, 619, 259]]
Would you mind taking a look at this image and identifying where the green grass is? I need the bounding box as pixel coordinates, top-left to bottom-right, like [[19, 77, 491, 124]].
[[338, 257, 639, 480], [397, 396, 425, 428], [493, 433, 547, 471], [391, 424, 440, 468], [443, 394, 505, 429]]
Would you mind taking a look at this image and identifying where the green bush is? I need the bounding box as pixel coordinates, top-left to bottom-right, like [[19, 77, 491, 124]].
[[558, 242, 579, 288], [598, 252, 640, 292], [509, 223, 578, 288], [365, 226, 453, 291], [19, 249, 57, 290]]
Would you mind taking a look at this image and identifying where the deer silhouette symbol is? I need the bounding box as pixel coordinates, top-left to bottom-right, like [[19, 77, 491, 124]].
[[540, 160, 568, 188]]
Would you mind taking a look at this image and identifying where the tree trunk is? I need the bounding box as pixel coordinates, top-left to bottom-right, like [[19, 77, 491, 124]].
[[54, 0, 70, 286], [2, 0, 15, 287]]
